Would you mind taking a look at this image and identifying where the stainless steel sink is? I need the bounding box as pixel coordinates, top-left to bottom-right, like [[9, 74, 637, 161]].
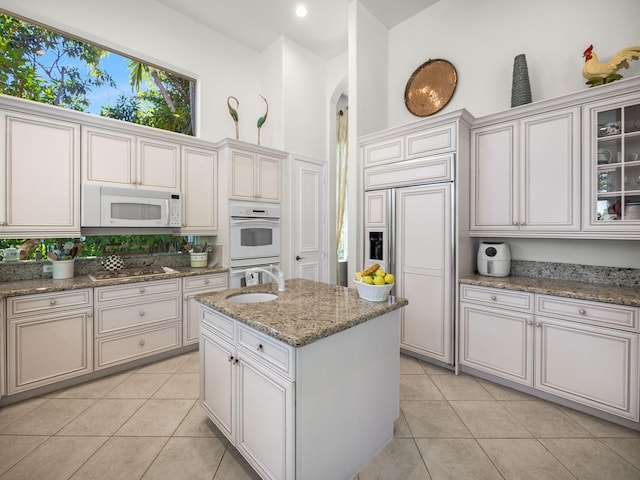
[[226, 292, 278, 304]]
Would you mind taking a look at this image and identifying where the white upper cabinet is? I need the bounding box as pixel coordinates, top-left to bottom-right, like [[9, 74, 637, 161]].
[[0, 109, 80, 237], [82, 126, 180, 191], [470, 107, 580, 236], [181, 145, 218, 234], [229, 150, 281, 202], [582, 93, 640, 238]]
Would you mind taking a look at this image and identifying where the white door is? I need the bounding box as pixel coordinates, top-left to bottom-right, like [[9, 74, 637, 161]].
[[292, 156, 326, 282], [397, 183, 453, 364]]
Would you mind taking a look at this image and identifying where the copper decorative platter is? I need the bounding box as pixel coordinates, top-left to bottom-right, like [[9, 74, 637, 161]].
[[404, 59, 457, 116]]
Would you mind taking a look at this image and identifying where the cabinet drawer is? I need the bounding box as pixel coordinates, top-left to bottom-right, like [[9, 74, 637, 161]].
[[460, 285, 534, 312], [362, 137, 404, 167], [183, 273, 227, 293], [536, 295, 638, 331], [237, 324, 294, 380], [406, 123, 456, 157], [364, 154, 453, 190], [94, 278, 181, 303], [202, 307, 235, 344], [95, 296, 181, 336], [7, 289, 92, 317], [95, 322, 182, 370]]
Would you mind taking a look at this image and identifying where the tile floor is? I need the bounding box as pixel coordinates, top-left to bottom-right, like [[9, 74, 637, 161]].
[[1, 351, 639, 479]]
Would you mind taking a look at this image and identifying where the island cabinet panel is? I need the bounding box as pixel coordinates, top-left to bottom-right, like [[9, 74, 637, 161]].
[[199, 303, 402, 480], [182, 273, 228, 345]]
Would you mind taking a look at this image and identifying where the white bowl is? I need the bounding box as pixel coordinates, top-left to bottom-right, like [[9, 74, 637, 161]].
[[354, 279, 393, 302]]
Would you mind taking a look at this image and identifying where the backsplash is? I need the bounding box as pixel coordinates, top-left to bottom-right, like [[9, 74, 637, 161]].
[[0, 253, 192, 283], [510, 260, 640, 288]]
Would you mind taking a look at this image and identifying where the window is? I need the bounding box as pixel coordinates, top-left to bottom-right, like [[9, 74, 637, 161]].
[[0, 12, 195, 135]]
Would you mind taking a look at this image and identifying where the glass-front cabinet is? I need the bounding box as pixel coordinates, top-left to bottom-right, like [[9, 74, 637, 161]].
[[583, 94, 640, 237]]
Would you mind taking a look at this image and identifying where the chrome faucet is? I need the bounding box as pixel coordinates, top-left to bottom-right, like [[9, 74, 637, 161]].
[[245, 265, 285, 291]]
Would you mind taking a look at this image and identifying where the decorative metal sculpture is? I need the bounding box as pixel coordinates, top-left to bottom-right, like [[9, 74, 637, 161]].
[[227, 96, 239, 139], [257, 94, 269, 145]]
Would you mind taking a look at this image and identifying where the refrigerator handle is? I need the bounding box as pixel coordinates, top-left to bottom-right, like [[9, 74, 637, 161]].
[[388, 188, 396, 277]]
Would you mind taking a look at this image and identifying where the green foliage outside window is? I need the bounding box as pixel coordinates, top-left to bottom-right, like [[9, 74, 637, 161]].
[[0, 12, 195, 135]]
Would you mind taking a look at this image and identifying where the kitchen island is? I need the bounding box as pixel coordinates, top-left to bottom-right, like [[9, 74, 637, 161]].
[[196, 278, 408, 480]]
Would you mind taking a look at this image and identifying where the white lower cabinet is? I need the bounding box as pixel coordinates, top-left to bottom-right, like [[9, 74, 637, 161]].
[[94, 279, 182, 369], [6, 290, 93, 394], [182, 273, 228, 346], [0, 299, 4, 398], [459, 284, 639, 421]]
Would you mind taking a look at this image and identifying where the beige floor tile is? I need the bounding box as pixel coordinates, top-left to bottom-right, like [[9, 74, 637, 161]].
[[501, 400, 591, 438], [401, 374, 445, 401], [401, 354, 426, 374], [558, 406, 640, 438], [0, 435, 48, 476], [401, 400, 472, 438], [174, 403, 228, 438], [0, 398, 48, 430], [450, 401, 532, 438], [358, 438, 431, 480], [394, 410, 413, 438], [416, 438, 503, 480], [601, 438, 640, 470], [54, 372, 131, 399], [2, 436, 107, 480], [541, 438, 640, 480], [70, 436, 168, 480], [418, 360, 454, 375], [476, 378, 536, 401], [478, 438, 575, 480], [142, 436, 227, 480], [430, 374, 494, 401], [57, 398, 145, 436], [152, 373, 199, 399], [177, 354, 200, 374], [1, 398, 95, 435], [214, 445, 262, 480], [104, 373, 171, 398], [115, 398, 195, 436], [135, 354, 191, 374]]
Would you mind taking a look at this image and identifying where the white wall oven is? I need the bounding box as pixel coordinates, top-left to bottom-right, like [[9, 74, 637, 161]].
[[229, 202, 281, 288]]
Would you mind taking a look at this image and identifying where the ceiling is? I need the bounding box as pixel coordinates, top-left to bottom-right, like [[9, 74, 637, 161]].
[[154, 0, 439, 60]]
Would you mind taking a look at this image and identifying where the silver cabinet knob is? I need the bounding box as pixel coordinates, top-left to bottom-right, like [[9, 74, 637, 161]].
[[535, 322, 541, 327], [490, 295, 497, 301], [87, 312, 93, 318], [139, 340, 145, 346], [526, 320, 533, 325], [140, 288, 146, 293], [205, 279, 210, 284], [579, 309, 586, 315], [139, 311, 145, 317], [50, 299, 57, 305]]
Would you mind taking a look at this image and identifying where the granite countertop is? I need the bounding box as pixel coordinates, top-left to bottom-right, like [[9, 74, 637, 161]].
[[0, 266, 229, 298], [460, 274, 640, 308], [195, 278, 409, 347]]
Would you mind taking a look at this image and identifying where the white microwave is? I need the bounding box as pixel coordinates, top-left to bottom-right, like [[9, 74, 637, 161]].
[[81, 185, 182, 228]]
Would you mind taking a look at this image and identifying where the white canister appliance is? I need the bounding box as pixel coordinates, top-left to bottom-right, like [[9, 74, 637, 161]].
[[477, 242, 511, 277]]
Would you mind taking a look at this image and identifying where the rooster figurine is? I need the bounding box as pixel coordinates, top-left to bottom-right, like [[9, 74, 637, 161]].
[[582, 44, 640, 87]]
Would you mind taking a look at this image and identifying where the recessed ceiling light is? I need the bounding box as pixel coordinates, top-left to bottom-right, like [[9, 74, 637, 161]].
[[295, 4, 308, 18]]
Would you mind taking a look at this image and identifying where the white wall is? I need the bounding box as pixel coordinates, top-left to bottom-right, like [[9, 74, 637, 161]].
[[388, 0, 640, 126]]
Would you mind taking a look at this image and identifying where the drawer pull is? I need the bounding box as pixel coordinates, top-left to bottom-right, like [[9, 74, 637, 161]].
[[229, 355, 234, 362], [205, 280, 210, 284], [578, 309, 586, 315], [140, 288, 146, 293], [87, 312, 93, 318], [535, 322, 541, 327], [50, 299, 57, 305], [139, 340, 145, 346], [139, 311, 145, 317], [490, 295, 497, 301], [257, 344, 264, 351], [526, 320, 532, 325]]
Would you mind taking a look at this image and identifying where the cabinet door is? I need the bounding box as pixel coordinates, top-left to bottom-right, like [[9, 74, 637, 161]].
[[237, 358, 294, 480], [137, 137, 180, 191], [82, 126, 135, 186], [397, 184, 453, 363], [470, 122, 517, 232], [0, 299, 4, 398], [535, 316, 639, 421], [181, 145, 218, 234], [1, 111, 80, 237], [256, 155, 281, 202], [200, 326, 235, 440], [364, 190, 388, 228], [230, 150, 257, 200], [7, 310, 93, 394], [459, 302, 533, 386], [520, 108, 580, 232]]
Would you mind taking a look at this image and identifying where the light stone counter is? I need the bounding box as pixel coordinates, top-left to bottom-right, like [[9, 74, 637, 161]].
[[460, 274, 640, 307], [0, 265, 229, 298], [195, 278, 408, 347]]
